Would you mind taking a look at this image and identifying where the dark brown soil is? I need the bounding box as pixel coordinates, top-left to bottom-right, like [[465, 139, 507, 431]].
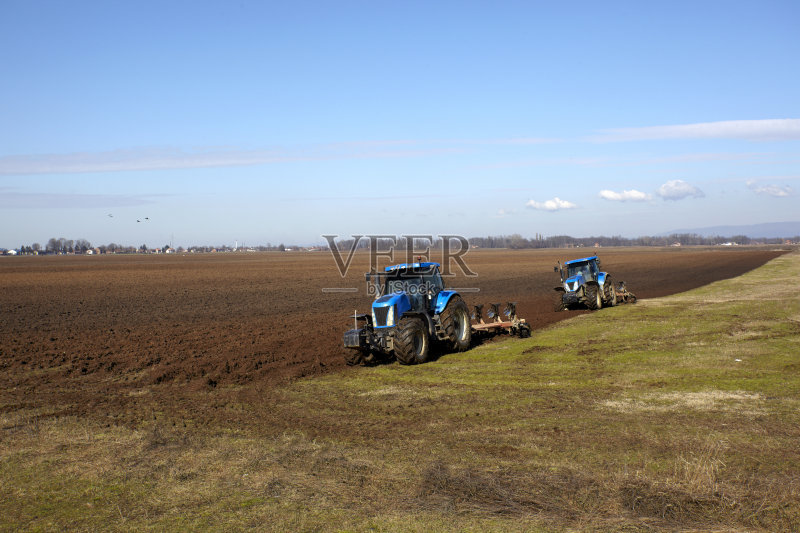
[[0, 247, 788, 423]]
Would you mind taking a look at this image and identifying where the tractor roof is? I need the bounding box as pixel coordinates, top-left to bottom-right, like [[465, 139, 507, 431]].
[[564, 255, 598, 265], [385, 261, 440, 273]]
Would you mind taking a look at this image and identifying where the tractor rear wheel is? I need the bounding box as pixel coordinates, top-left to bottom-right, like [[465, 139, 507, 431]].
[[394, 316, 430, 365], [605, 277, 617, 307], [585, 283, 602, 310], [439, 296, 471, 352]]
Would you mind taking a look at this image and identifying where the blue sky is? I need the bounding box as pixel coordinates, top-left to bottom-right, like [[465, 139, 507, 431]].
[[1, 1, 798, 248]]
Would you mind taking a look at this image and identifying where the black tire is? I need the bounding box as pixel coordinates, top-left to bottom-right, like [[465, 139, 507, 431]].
[[554, 293, 567, 312], [394, 316, 430, 365], [439, 296, 471, 352], [517, 323, 531, 338], [344, 349, 365, 366], [604, 276, 617, 307], [585, 283, 602, 310]]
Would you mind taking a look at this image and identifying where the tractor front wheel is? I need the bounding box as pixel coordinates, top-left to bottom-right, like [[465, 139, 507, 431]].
[[394, 317, 430, 365], [585, 283, 602, 310], [439, 296, 471, 352], [344, 348, 366, 366], [554, 293, 567, 312]]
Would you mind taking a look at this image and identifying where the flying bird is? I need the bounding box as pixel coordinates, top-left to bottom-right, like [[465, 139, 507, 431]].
[[137, 220, 141, 223], [107, 214, 113, 217]]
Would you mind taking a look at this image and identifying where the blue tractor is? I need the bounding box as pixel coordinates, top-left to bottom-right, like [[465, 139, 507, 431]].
[[554, 255, 617, 311], [343, 261, 471, 365]]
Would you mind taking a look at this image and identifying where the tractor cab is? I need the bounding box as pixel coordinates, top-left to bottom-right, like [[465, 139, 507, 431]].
[[366, 262, 445, 327], [381, 262, 444, 303], [563, 257, 600, 288]]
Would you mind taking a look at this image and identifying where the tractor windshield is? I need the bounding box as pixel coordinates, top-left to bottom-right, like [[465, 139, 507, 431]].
[[385, 276, 423, 294], [383, 267, 443, 297], [566, 261, 596, 280]]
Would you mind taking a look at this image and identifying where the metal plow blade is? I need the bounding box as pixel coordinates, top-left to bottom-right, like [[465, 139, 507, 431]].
[[614, 281, 637, 304], [470, 302, 531, 338]]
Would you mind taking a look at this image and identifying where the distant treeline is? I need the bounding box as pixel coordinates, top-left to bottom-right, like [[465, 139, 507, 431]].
[[6, 233, 798, 256], [466, 233, 798, 248], [329, 232, 798, 252], [8, 238, 293, 255]]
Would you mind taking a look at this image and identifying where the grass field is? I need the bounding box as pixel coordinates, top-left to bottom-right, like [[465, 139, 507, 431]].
[[2, 249, 799, 531]]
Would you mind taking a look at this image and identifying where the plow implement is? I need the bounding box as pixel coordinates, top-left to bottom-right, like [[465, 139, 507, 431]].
[[614, 281, 637, 304], [470, 302, 531, 338]]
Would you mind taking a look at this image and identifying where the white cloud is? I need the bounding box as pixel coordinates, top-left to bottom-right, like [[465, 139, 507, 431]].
[[656, 180, 705, 201], [599, 189, 652, 202], [0, 137, 567, 176], [746, 180, 793, 197], [525, 197, 577, 211], [453, 137, 556, 145], [0, 143, 465, 176], [0, 147, 283, 175], [594, 118, 800, 142], [0, 190, 160, 209]]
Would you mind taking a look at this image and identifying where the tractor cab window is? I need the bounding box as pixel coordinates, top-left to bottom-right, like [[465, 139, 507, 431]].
[[421, 268, 444, 293], [567, 262, 595, 280], [567, 263, 584, 278], [589, 261, 599, 278], [385, 274, 424, 295], [384, 267, 442, 297]]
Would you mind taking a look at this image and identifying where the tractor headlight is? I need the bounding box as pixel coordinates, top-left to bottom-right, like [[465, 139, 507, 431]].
[[386, 305, 395, 327]]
